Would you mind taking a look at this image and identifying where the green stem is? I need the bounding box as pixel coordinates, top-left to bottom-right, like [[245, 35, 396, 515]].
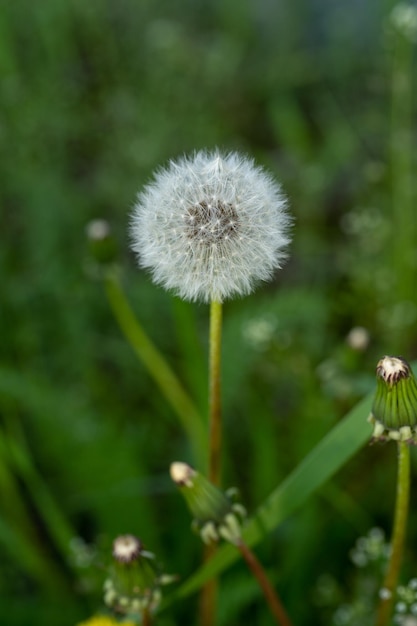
[[104, 269, 207, 467], [236, 539, 294, 626], [208, 300, 223, 486], [375, 442, 410, 626], [199, 300, 223, 626]]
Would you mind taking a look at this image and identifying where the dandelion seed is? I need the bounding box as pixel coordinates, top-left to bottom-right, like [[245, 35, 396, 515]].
[[131, 150, 291, 303]]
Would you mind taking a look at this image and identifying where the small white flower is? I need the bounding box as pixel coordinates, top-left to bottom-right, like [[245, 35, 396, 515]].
[[130, 150, 291, 303]]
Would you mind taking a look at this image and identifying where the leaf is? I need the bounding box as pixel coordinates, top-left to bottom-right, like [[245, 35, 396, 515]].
[[169, 392, 372, 601]]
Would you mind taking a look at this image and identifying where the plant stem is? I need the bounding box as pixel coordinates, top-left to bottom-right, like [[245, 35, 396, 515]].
[[236, 539, 294, 626], [199, 300, 223, 626], [104, 269, 207, 467], [208, 300, 223, 486], [142, 607, 152, 626], [198, 544, 218, 626], [375, 442, 410, 626]]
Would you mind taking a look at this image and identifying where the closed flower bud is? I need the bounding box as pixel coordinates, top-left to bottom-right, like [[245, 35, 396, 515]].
[[104, 535, 172, 616], [170, 462, 246, 545], [131, 150, 291, 303], [368, 356, 417, 442], [86, 219, 118, 265]]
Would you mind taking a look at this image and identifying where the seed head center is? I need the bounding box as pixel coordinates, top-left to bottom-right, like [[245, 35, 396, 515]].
[[185, 200, 239, 244]]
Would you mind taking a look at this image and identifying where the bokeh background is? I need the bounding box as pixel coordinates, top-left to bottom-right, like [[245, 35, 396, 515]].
[[1, 0, 416, 624]]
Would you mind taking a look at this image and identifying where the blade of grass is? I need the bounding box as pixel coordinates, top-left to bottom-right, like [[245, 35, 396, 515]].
[[0, 517, 68, 593], [0, 438, 71, 594], [104, 269, 207, 468], [172, 297, 207, 414], [3, 411, 76, 560], [165, 392, 372, 603]]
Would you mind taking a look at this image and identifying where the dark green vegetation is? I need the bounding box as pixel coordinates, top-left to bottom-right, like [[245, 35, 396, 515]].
[[1, 1, 416, 624]]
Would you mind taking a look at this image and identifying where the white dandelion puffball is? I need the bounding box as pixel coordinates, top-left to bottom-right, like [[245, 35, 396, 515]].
[[131, 150, 291, 303]]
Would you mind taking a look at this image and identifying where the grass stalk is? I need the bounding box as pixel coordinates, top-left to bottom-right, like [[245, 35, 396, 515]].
[[3, 413, 75, 559], [0, 434, 71, 594], [104, 269, 207, 467]]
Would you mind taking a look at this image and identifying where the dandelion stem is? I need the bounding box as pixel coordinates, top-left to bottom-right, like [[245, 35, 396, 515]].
[[236, 539, 293, 626], [104, 269, 207, 467], [375, 441, 410, 626], [199, 300, 223, 626], [208, 299, 223, 485], [199, 543, 218, 626]]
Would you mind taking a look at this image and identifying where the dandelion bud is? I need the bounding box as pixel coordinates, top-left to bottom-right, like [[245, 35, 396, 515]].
[[345, 326, 370, 351], [112, 534, 142, 564], [368, 356, 417, 442], [104, 535, 172, 616], [131, 150, 291, 303], [86, 219, 117, 265], [170, 462, 246, 545]]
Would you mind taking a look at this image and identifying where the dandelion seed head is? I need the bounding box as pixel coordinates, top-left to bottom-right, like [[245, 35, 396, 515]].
[[131, 150, 291, 303]]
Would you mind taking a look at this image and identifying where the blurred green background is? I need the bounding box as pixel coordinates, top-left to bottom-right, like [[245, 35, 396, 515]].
[[1, 0, 416, 624]]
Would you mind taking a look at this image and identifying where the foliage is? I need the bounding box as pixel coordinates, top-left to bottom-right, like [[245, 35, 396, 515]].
[[0, 1, 416, 624]]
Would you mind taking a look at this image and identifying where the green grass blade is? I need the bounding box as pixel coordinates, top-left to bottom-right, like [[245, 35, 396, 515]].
[[169, 392, 372, 602], [104, 269, 207, 468], [3, 415, 75, 559]]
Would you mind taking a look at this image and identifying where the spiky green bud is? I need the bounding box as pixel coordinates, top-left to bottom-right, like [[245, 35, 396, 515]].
[[170, 462, 246, 545], [368, 356, 417, 442]]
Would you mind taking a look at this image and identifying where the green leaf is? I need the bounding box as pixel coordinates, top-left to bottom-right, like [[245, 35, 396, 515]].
[[169, 392, 372, 602], [104, 270, 208, 469]]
